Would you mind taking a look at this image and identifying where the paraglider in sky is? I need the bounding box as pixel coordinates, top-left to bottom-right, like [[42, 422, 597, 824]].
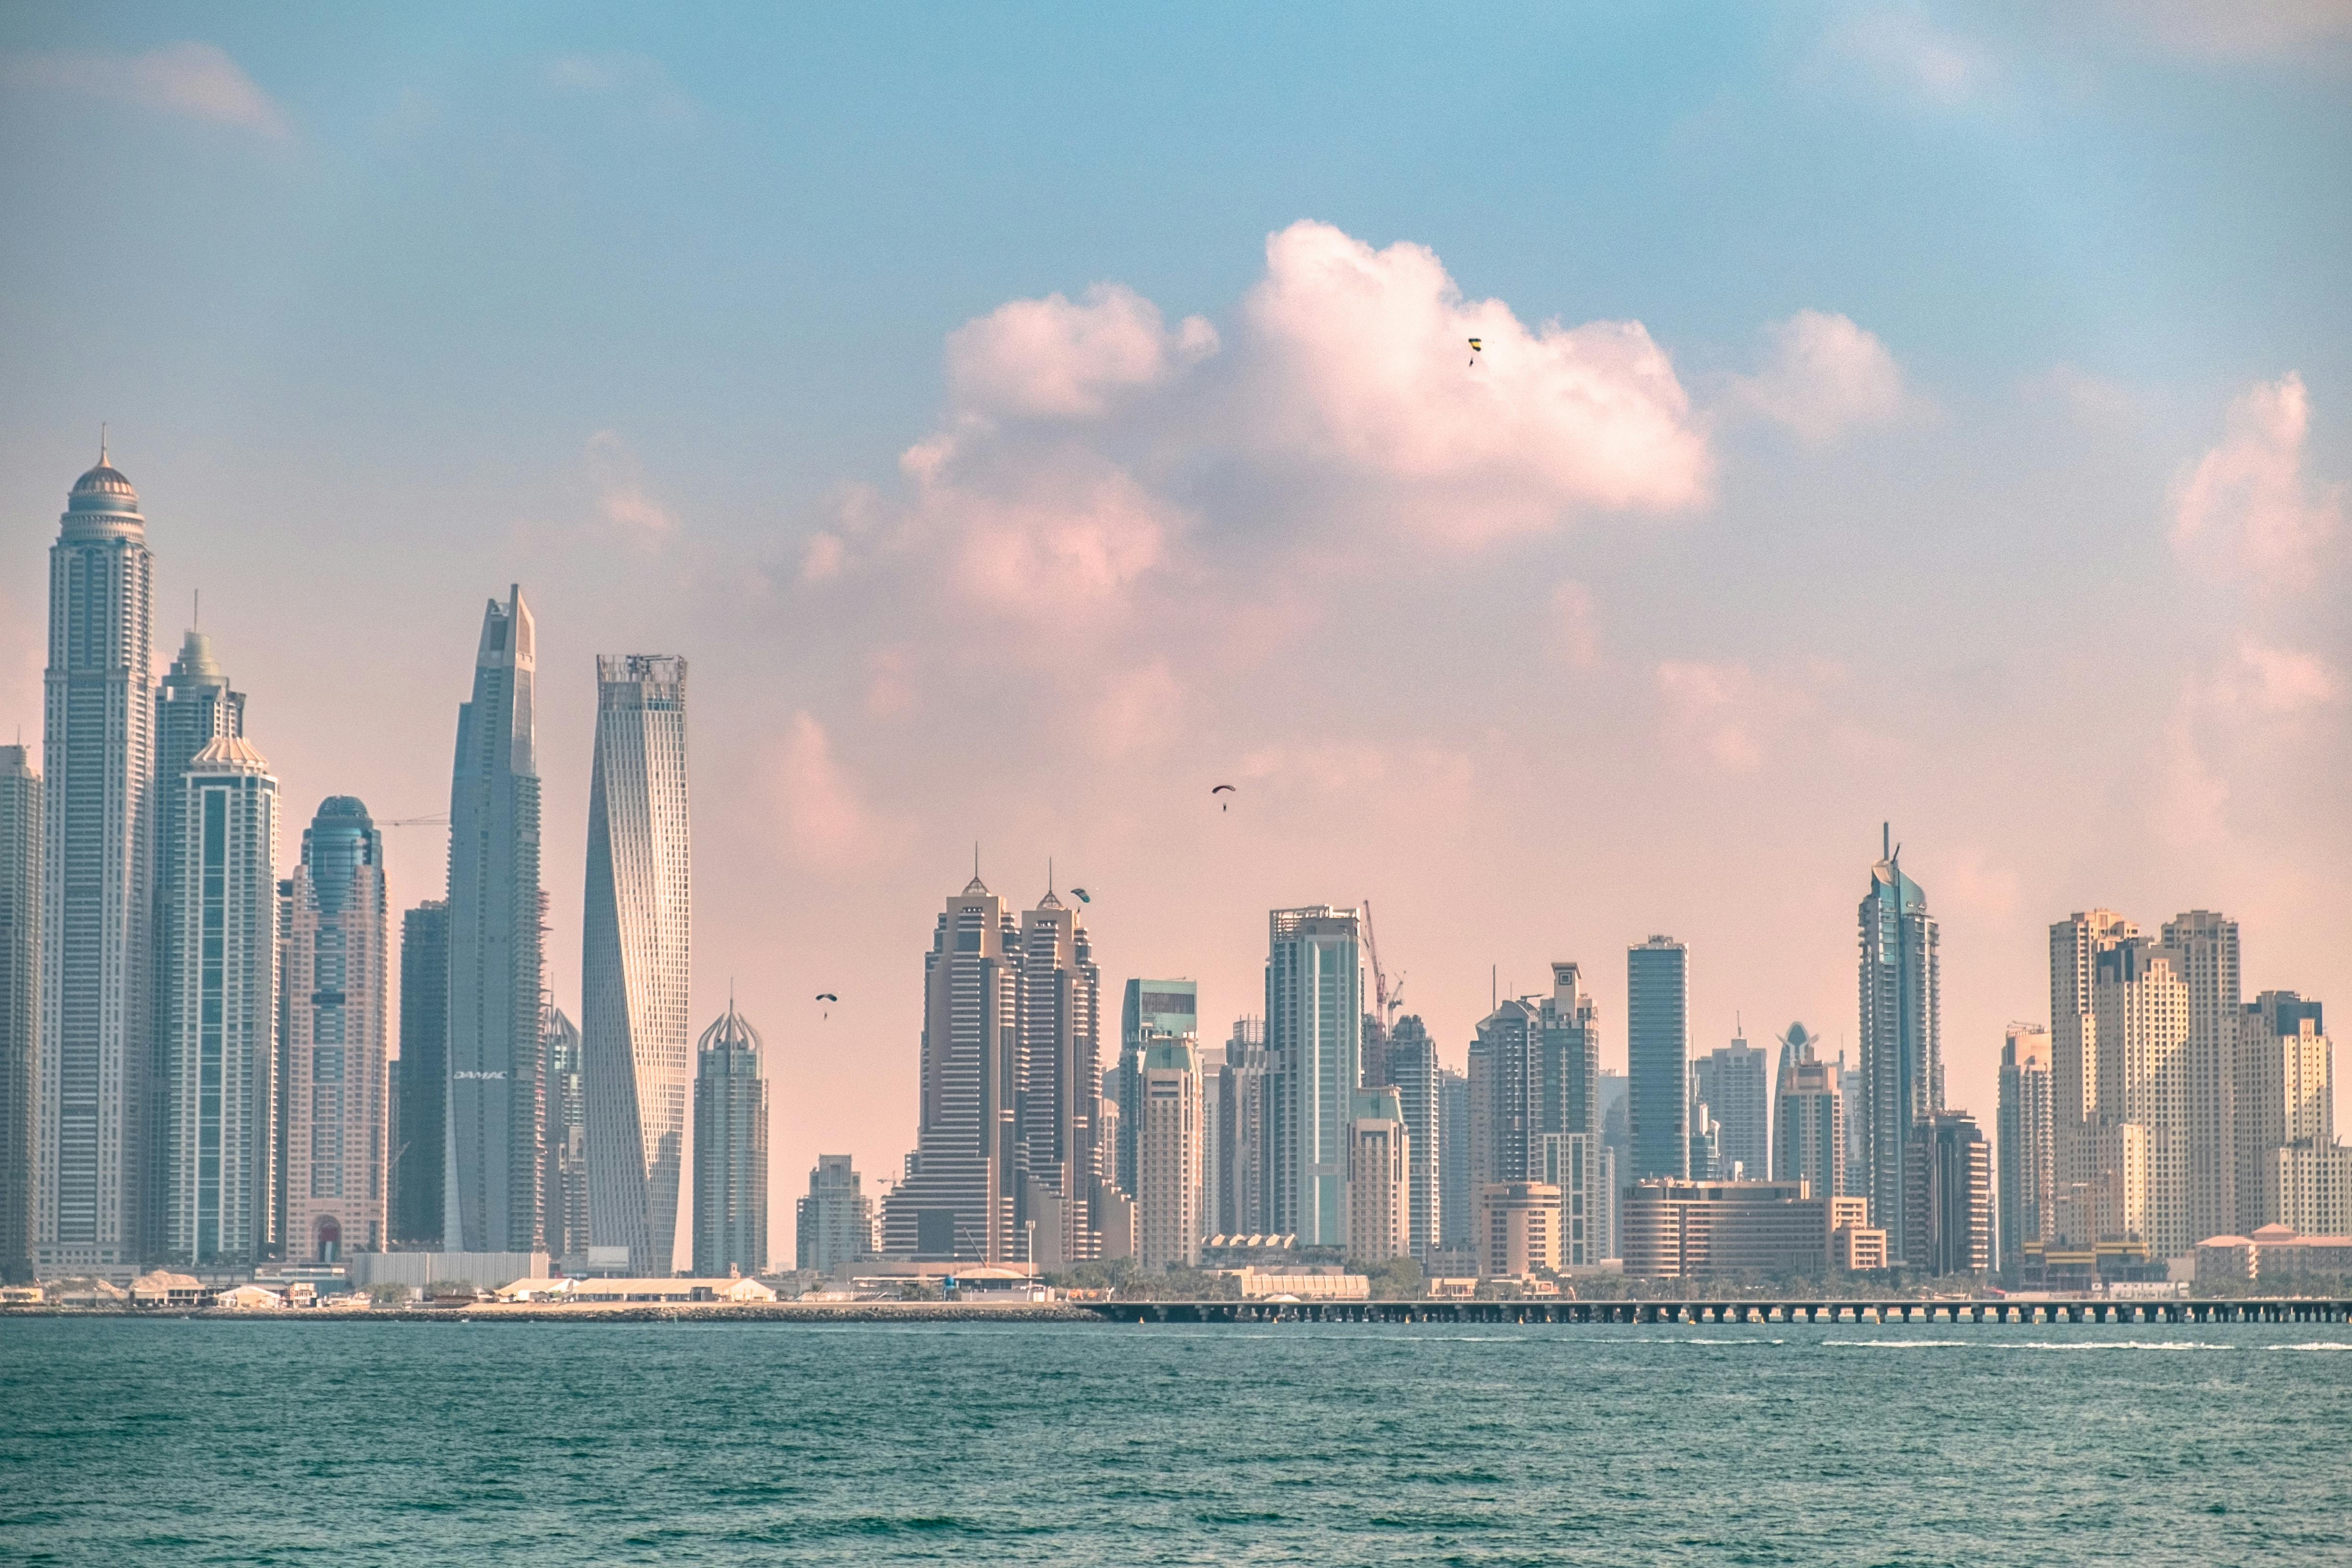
[[815, 991, 838, 1019], [1467, 336, 1482, 368], [1212, 784, 1235, 811], [1069, 888, 1090, 903]]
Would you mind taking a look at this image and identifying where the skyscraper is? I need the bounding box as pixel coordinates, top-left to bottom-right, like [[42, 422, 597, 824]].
[[1018, 891, 1104, 1268], [2048, 908, 2135, 1242], [2093, 935, 2191, 1254], [282, 797, 387, 1263], [582, 654, 691, 1275], [1386, 1014, 1441, 1263], [1136, 1034, 1201, 1270], [160, 738, 278, 1268], [1214, 1017, 1269, 1237], [36, 448, 156, 1278], [1904, 1109, 1991, 1278], [1116, 979, 1195, 1198], [1347, 1085, 1409, 1264], [2159, 912, 2239, 1254], [1265, 906, 1362, 1247], [544, 1007, 588, 1260], [1997, 1024, 2053, 1273], [1776, 1050, 1842, 1196], [0, 747, 39, 1283], [1469, 998, 1540, 1188], [148, 628, 244, 1259], [1859, 828, 1939, 1262], [1627, 936, 1689, 1181], [1694, 1031, 1769, 1179], [796, 1154, 875, 1272], [392, 900, 448, 1246], [445, 587, 544, 1255], [2234, 991, 2331, 1234], [691, 1004, 767, 1277], [1542, 963, 1602, 1146], [883, 874, 1021, 1261], [1437, 1065, 1471, 1254]]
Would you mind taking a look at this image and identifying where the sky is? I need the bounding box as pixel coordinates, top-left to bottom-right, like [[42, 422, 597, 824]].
[[2, 2, 2347, 1251]]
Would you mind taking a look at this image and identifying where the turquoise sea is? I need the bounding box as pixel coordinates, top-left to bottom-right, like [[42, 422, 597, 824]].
[[3, 1317, 2348, 1564]]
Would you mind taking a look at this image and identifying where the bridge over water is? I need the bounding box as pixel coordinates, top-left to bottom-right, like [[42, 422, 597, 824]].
[[1076, 1297, 2352, 1326]]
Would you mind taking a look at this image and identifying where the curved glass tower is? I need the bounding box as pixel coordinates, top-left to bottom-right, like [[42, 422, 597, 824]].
[[445, 587, 543, 1254], [37, 448, 155, 1277], [583, 655, 690, 1274]]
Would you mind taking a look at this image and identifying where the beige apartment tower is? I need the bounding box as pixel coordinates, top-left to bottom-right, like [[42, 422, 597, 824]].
[[1478, 1180, 1561, 1278], [1348, 1087, 1409, 1264], [1136, 1036, 1201, 1270]]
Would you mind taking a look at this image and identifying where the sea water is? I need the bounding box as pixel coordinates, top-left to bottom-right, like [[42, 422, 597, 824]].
[[3, 1317, 2347, 1564]]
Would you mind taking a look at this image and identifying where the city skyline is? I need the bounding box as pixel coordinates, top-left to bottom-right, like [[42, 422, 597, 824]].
[[0, 9, 2345, 1254]]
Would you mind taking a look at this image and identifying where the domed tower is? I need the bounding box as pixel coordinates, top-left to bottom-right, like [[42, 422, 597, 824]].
[[692, 1003, 766, 1277], [36, 441, 156, 1276]]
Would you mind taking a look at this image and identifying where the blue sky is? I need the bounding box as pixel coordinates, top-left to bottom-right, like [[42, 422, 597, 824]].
[[3, 2, 2346, 1216]]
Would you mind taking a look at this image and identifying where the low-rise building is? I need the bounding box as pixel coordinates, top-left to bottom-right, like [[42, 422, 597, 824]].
[[564, 1276, 778, 1304], [1622, 1178, 1853, 1279], [2194, 1224, 2352, 1284], [214, 1285, 284, 1310], [1478, 1182, 1562, 1279], [1226, 1266, 1369, 1300], [129, 1270, 208, 1308]]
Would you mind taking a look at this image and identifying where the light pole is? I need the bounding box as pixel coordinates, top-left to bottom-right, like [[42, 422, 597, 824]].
[[1025, 1220, 1037, 1286]]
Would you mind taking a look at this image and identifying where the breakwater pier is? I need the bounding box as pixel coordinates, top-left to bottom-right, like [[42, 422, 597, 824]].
[[1078, 1296, 2352, 1326]]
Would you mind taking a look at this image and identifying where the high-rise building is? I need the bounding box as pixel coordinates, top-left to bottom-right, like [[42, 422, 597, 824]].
[[544, 1007, 588, 1259], [2158, 911, 2239, 1250], [691, 1004, 767, 1277], [1771, 1021, 1821, 1153], [148, 629, 244, 1258], [1136, 1035, 1201, 1271], [160, 738, 278, 1268], [1694, 1031, 1770, 1179], [0, 747, 40, 1282], [1116, 979, 1195, 1198], [796, 1154, 875, 1272], [1688, 1097, 1722, 1181], [1437, 1066, 1471, 1254], [1997, 1024, 2053, 1274], [1469, 998, 1540, 1188], [281, 797, 387, 1263], [1776, 1050, 1842, 1196], [883, 875, 1021, 1261], [1347, 1086, 1409, 1264], [1265, 906, 1362, 1247], [1859, 827, 1939, 1263], [36, 448, 156, 1279], [1837, 1052, 1865, 1199], [2093, 936, 2191, 1256], [1386, 1015, 1441, 1263], [1903, 1110, 1991, 1278], [1215, 1017, 1269, 1237], [1543, 963, 1602, 1145], [1627, 936, 1689, 1181], [392, 900, 448, 1246], [2235, 991, 2332, 1234], [445, 587, 544, 1255], [582, 654, 690, 1275], [2048, 908, 2137, 1242], [1018, 891, 1104, 1269], [1196, 1031, 1226, 1242]]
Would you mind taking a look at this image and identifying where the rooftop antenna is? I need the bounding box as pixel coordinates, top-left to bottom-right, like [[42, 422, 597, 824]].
[[1491, 964, 1497, 1011], [99, 422, 108, 464], [193, 589, 199, 631], [1048, 856, 1054, 897]]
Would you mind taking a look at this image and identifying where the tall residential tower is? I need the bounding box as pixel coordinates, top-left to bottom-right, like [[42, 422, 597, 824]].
[[36, 448, 156, 1277], [281, 797, 387, 1263], [1859, 828, 1939, 1262], [444, 588, 543, 1254], [582, 655, 691, 1275]]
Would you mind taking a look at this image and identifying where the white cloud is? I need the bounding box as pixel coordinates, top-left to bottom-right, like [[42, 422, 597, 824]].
[[2111, 0, 2352, 59], [768, 712, 902, 869], [3, 42, 290, 138], [2231, 637, 2343, 714], [2172, 372, 2343, 583], [947, 283, 1216, 419], [585, 430, 677, 540], [546, 52, 695, 125], [1239, 221, 1710, 541], [1732, 310, 1907, 442], [1820, 5, 1990, 103]]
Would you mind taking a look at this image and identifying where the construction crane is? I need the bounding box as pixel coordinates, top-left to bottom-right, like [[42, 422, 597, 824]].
[[377, 814, 448, 828], [1361, 897, 1403, 1031]]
